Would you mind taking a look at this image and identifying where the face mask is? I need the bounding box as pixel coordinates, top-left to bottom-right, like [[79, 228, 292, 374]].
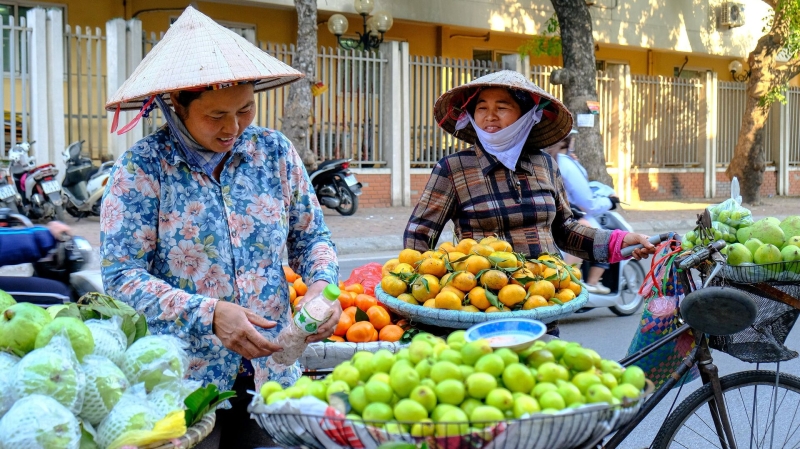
[[456, 107, 543, 171]]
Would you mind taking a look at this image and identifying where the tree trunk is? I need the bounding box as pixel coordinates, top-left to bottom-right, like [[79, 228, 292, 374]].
[[283, 0, 318, 171], [549, 0, 613, 187]]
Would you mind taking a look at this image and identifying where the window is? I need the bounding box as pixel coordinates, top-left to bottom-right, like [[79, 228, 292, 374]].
[[0, 1, 64, 74], [674, 67, 705, 79]]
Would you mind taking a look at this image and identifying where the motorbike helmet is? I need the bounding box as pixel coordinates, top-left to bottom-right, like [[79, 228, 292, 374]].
[[8, 143, 35, 175], [33, 236, 92, 285]]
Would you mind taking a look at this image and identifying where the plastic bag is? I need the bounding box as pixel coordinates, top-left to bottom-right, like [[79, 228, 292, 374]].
[[712, 221, 738, 243], [344, 262, 383, 296], [708, 177, 753, 229], [121, 335, 189, 393], [148, 378, 202, 419], [80, 355, 131, 426], [0, 394, 81, 449], [12, 331, 86, 414], [85, 316, 128, 366], [0, 352, 19, 418], [97, 383, 160, 449]]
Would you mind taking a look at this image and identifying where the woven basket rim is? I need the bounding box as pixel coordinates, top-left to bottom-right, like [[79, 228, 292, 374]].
[[140, 412, 216, 449]]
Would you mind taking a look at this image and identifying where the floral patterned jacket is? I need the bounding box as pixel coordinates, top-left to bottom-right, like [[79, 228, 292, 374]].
[[100, 125, 338, 391]]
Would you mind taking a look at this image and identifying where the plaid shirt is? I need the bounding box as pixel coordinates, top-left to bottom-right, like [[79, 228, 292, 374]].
[[404, 145, 611, 261]]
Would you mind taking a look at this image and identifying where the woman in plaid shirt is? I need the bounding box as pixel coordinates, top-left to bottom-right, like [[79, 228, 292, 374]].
[[404, 71, 655, 325]]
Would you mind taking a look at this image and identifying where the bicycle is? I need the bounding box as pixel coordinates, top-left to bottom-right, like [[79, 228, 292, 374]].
[[602, 214, 800, 449]]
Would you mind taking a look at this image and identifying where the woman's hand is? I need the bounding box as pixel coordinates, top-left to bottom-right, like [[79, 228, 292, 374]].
[[296, 280, 343, 343], [621, 233, 657, 260], [212, 301, 283, 359]]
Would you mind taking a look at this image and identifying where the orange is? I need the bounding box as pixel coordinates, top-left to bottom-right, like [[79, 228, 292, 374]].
[[481, 269, 509, 290], [398, 248, 423, 266], [455, 238, 478, 255], [293, 295, 304, 308], [438, 242, 457, 253], [397, 293, 420, 305], [489, 251, 518, 269], [554, 289, 576, 303], [479, 236, 499, 245], [450, 272, 478, 293], [538, 253, 560, 263], [379, 324, 405, 342], [371, 329, 379, 342], [293, 278, 308, 296], [440, 272, 453, 287], [345, 283, 365, 295], [469, 244, 494, 257], [347, 321, 376, 343], [498, 284, 527, 308], [510, 268, 537, 289], [446, 252, 468, 271], [417, 258, 447, 278], [524, 260, 543, 276], [434, 290, 463, 310], [541, 267, 571, 289], [527, 280, 556, 300], [440, 285, 466, 301], [485, 306, 502, 313], [391, 263, 416, 275], [522, 295, 548, 310], [423, 298, 437, 308], [568, 264, 582, 281], [343, 306, 359, 321], [334, 313, 354, 337], [568, 281, 582, 297], [382, 258, 400, 277], [355, 294, 378, 312], [467, 286, 491, 310], [461, 305, 480, 312], [381, 275, 408, 297], [327, 335, 345, 343], [464, 255, 491, 275], [288, 285, 297, 304], [411, 274, 442, 302], [396, 319, 410, 329], [489, 240, 513, 252], [338, 291, 355, 309], [283, 266, 299, 283], [367, 305, 392, 330]]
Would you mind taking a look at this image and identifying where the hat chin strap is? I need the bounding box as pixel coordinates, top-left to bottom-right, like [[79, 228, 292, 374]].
[[110, 95, 158, 135]]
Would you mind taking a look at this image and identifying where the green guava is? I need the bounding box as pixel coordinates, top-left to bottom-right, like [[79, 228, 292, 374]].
[[0, 290, 15, 314], [79, 355, 130, 426], [13, 339, 85, 414], [0, 394, 80, 449], [0, 302, 52, 356], [35, 317, 95, 362], [122, 335, 187, 392]]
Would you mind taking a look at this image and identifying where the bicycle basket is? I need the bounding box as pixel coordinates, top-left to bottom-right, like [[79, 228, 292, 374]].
[[707, 280, 800, 363]]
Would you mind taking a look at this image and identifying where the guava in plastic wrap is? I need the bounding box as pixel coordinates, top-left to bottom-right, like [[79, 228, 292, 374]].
[[148, 378, 201, 419], [79, 355, 130, 426], [0, 394, 80, 449], [12, 332, 85, 414], [0, 352, 19, 418], [84, 317, 128, 367], [121, 335, 188, 392], [96, 383, 159, 449]]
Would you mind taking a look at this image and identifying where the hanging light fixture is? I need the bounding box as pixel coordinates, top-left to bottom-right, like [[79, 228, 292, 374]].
[[327, 0, 393, 51]]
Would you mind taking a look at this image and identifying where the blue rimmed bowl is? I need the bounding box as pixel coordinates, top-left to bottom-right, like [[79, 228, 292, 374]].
[[464, 318, 547, 351]]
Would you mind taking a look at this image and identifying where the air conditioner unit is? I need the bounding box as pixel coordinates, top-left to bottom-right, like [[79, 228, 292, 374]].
[[721, 2, 745, 28]]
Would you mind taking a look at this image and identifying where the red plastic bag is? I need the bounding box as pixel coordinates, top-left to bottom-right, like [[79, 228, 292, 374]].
[[344, 262, 383, 296]]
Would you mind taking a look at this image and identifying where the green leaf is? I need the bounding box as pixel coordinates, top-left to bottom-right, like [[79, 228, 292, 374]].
[[484, 289, 502, 310], [183, 384, 236, 427], [204, 235, 214, 245], [355, 308, 370, 322], [400, 328, 420, 344], [133, 314, 148, 342], [180, 278, 188, 289], [550, 298, 564, 305]]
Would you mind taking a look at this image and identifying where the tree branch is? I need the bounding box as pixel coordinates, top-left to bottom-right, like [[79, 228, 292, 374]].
[[762, 0, 778, 10]]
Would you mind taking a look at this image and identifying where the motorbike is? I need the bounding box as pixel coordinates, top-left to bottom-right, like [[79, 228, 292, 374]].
[[569, 182, 647, 316], [309, 158, 362, 216], [0, 208, 103, 304], [61, 140, 108, 218], [0, 163, 22, 213], [8, 141, 67, 222]]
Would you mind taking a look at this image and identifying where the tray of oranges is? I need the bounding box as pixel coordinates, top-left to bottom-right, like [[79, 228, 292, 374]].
[[285, 269, 414, 370], [374, 238, 589, 329]]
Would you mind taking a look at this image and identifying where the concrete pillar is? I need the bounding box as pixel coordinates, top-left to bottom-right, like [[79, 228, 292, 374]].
[[503, 54, 531, 79], [26, 8, 49, 168], [106, 18, 143, 157], [125, 19, 143, 150], [380, 40, 411, 207], [46, 8, 65, 178], [701, 71, 718, 198], [610, 64, 632, 202]]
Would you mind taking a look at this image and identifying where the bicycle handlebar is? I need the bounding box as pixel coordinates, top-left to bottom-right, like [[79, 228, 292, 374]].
[[677, 239, 727, 270], [620, 233, 673, 258]]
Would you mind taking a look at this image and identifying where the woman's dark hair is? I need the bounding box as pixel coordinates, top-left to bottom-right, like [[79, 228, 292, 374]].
[[172, 90, 206, 119], [465, 87, 537, 116]]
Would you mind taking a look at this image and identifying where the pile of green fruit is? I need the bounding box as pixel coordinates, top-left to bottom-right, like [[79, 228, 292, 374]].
[[685, 214, 800, 268], [260, 331, 648, 437], [0, 292, 198, 449]]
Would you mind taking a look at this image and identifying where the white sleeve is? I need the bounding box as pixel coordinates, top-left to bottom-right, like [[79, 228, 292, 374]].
[[557, 155, 612, 216]]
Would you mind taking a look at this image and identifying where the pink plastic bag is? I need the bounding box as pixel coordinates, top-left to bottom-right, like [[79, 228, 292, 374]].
[[344, 262, 383, 296]]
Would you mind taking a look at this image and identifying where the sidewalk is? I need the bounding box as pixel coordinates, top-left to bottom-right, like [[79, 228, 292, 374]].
[[63, 196, 800, 256]]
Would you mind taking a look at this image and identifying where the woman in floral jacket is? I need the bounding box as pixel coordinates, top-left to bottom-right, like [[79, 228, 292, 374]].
[[101, 7, 338, 447]]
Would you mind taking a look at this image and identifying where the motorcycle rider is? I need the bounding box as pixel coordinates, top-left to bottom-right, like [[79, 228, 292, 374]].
[[545, 130, 621, 295], [0, 219, 74, 304]]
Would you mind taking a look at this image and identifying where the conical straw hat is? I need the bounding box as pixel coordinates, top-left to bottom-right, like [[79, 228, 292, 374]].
[[105, 6, 303, 111], [434, 70, 573, 149]]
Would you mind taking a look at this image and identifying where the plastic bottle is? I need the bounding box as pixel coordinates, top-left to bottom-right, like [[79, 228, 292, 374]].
[[271, 284, 341, 365]]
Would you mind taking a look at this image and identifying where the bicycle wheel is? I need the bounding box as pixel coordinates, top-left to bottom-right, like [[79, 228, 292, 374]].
[[652, 370, 800, 449]]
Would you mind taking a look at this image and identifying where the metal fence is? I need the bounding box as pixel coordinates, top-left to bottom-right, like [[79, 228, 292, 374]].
[[409, 56, 502, 167], [140, 30, 165, 139], [716, 81, 778, 166], [631, 75, 702, 167], [64, 25, 106, 161], [0, 15, 31, 158], [786, 88, 800, 166]]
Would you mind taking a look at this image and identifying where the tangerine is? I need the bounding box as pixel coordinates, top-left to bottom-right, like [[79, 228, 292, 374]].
[[567, 264, 582, 280], [381, 275, 408, 297], [417, 258, 447, 278], [479, 236, 499, 245], [379, 324, 405, 342], [396, 319, 410, 329], [434, 290, 463, 310], [347, 321, 376, 343], [423, 298, 437, 308], [338, 291, 355, 309], [344, 283, 365, 295], [371, 329, 379, 342], [485, 306, 502, 313], [467, 286, 491, 310], [288, 285, 297, 304], [440, 285, 466, 301], [391, 263, 415, 275], [411, 274, 442, 301], [398, 248, 423, 266], [489, 251, 517, 269], [293, 278, 308, 296], [382, 259, 400, 277], [524, 260, 543, 276], [522, 295, 548, 310], [527, 280, 556, 300], [470, 244, 495, 257], [282, 266, 299, 283], [397, 293, 419, 305], [343, 306, 359, 321], [367, 305, 392, 330], [334, 313, 354, 337], [327, 335, 345, 343], [489, 240, 513, 252], [541, 267, 571, 289], [464, 255, 491, 275], [554, 289, 576, 303], [481, 269, 509, 290], [510, 268, 537, 289], [438, 242, 457, 253], [450, 272, 478, 292], [440, 272, 453, 287], [461, 305, 480, 312], [568, 281, 582, 296], [498, 284, 527, 308], [355, 294, 378, 312], [455, 238, 478, 255], [446, 251, 469, 271]]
